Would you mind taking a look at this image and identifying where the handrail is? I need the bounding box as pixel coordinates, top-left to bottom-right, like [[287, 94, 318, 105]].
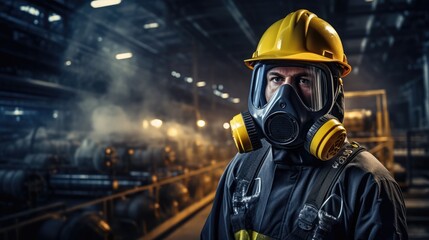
[[0, 161, 227, 235]]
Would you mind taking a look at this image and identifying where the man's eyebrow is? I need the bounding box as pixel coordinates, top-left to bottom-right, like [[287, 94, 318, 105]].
[[267, 72, 284, 77], [267, 71, 309, 77]]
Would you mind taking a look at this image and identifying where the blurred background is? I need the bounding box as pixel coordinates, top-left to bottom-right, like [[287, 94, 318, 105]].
[[0, 0, 428, 239]]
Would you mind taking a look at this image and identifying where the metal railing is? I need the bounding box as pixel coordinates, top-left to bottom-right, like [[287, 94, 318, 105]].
[[0, 161, 227, 240]]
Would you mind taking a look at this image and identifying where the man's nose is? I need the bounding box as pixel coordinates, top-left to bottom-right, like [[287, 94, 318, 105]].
[[282, 76, 293, 86]]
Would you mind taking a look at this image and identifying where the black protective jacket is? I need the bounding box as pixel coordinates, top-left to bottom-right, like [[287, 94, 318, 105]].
[[201, 141, 408, 240]]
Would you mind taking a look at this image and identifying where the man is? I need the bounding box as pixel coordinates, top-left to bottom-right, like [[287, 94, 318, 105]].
[[201, 9, 407, 240]]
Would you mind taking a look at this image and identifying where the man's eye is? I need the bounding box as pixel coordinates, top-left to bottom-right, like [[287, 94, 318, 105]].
[[270, 77, 284, 84], [298, 77, 312, 85]]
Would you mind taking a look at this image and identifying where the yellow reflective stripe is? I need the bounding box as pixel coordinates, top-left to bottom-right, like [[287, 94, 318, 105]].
[[235, 230, 250, 240], [234, 230, 271, 240]]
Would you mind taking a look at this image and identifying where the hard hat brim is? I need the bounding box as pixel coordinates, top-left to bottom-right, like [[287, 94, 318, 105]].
[[244, 52, 352, 77]]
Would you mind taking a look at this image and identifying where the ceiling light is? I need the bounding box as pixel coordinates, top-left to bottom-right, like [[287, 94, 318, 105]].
[[185, 77, 193, 83], [150, 119, 163, 128], [221, 93, 229, 99], [196, 81, 206, 87], [115, 52, 133, 60], [144, 22, 159, 29], [197, 120, 206, 128], [48, 13, 61, 22], [20, 5, 40, 16], [6, 108, 24, 116], [213, 89, 221, 96], [91, 0, 121, 8], [395, 14, 404, 29], [231, 98, 240, 103], [171, 71, 181, 78]]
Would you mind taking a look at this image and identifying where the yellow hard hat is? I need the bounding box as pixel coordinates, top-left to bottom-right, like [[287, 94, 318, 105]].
[[244, 9, 351, 77]]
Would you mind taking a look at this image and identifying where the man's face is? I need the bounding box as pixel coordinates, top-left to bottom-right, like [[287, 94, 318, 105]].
[[265, 66, 316, 106]]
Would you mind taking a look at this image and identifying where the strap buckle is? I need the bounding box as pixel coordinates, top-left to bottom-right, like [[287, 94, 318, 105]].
[[298, 204, 318, 231], [232, 178, 261, 215]]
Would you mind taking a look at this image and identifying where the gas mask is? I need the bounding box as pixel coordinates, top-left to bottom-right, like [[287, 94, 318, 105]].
[[230, 62, 346, 161]]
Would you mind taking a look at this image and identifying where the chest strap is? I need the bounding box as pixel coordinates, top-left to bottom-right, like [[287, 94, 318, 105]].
[[231, 141, 365, 240], [231, 141, 270, 235], [287, 141, 365, 240]]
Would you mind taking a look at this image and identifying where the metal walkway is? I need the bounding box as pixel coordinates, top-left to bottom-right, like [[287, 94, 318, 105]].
[[164, 204, 212, 240]]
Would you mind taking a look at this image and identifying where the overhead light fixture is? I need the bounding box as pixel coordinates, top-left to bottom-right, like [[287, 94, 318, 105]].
[[150, 119, 163, 128], [395, 14, 404, 29], [171, 71, 181, 78], [14, 108, 24, 115], [91, 0, 121, 8], [144, 22, 159, 29], [64, 60, 72, 66], [20, 5, 40, 16], [48, 13, 62, 22], [213, 89, 221, 96], [115, 52, 133, 60], [221, 93, 229, 99], [185, 77, 193, 83], [197, 120, 206, 128], [231, 98, 240, 103], [196, 81, 206, 87], [223, 122, 230, 129], [5, 107, 24, 116]]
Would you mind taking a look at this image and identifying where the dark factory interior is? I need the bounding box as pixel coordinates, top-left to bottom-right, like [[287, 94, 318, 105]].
[[1, 0, 429, 239]]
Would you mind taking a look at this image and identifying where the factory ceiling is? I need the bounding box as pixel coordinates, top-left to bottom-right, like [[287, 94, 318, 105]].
[[0, 0, 428, 112]]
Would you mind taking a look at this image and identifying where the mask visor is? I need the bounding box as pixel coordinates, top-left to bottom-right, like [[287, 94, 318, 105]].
[[250, 63, 331, 112]]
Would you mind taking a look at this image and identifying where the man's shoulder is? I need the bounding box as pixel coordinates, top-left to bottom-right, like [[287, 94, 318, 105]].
[[344, 148, 395, 183], [226, 151, 255, 176]]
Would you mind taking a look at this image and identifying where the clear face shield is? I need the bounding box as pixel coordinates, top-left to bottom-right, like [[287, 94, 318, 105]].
[[231, 62, 346, 159], [250, 63, 333, 112]]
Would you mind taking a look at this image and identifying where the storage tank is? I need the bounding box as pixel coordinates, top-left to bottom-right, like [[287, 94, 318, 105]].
[[38, 212, 111, 240]]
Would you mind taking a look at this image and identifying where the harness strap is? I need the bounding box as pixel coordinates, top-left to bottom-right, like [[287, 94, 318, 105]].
[[231, 141, 365, 240], [231, 140, 270, 234], [286, 142, 365, 240], [236, 140, 271, 195]]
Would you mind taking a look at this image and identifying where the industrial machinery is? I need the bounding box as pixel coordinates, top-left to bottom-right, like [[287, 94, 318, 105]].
[[343, 89, 395, 172], [0, 130, 229, 240], [0, 99, 233, 239]]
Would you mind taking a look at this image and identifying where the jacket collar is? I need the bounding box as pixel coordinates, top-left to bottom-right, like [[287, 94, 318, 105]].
[[271, 145, 323, 167]]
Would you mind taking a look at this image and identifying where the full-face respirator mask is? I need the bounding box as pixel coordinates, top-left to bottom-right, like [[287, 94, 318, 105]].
[[230, 62, 346, 161]]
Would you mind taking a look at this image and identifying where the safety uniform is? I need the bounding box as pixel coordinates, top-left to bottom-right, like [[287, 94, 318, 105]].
[[200, 141, 408, 239], [201, 9, 408, 240]]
